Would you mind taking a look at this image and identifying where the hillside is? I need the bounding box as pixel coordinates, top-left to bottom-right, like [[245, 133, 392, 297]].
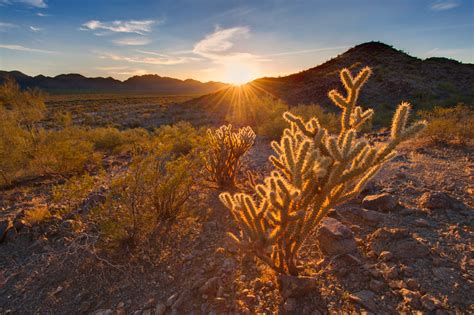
[[181, 42, 474, 117], [0, 71, 229, 95]]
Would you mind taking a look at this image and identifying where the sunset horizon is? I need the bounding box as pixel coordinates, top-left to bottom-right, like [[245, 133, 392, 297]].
[[1, 0, 473, 84]]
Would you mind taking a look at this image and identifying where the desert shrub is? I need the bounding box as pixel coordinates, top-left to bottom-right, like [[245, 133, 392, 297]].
[[30, 128, 99, 176], [153, 121, 207, 156], [52, 172, 98, 216], [87, 127, 149, 153], [418, 104, 473, 146], [94, 149, 198, 247], [220, 67, 426, 275], [205, 125, 256, 188], [0, 78, 45, 185], [23, 205, 51, 226]]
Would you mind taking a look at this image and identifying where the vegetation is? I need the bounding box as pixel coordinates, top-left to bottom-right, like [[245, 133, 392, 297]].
[[418, 104, 473, 146], [93, 148, 199, 247], [219, 67, 426, 275], [205, 124, 256, 188]]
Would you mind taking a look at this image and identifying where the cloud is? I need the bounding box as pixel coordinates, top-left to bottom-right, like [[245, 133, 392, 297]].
[[111, 37, 152, 46], [30, 26, 43, 32], [0, 0, 46, 8], [0, 22, 17, 30], [0, 44, 53, 53], [81, 20, 156, 35], [36, 12, 49, 17], [98, 51, 200, 65], [430, 1, 459, 11], [193, 26, 257, 62], [265, 46, 350, 57]]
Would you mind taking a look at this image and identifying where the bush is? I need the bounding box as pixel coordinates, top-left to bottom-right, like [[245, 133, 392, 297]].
[[153, 121, 207, 156], [219, 66, 426, 275], [418, 104, 473, 146], [93, 149, 198, 247], [205, 125, 256, 188]]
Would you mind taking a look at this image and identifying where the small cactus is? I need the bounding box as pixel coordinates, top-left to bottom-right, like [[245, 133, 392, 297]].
[[219, 66, 426, 275], [205, 124, 256, 188]]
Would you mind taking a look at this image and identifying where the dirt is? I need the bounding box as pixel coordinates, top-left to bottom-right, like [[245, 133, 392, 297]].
[[0, 139, 472, 314]]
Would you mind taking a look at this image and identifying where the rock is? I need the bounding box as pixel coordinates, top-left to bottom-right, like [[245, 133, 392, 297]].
[[421, 293, 443, 311], [349, 290, 376, 311], [400, 289, 422, 309], [0, 219, 11, 243], [406, 278, 420, 290], [278, 275, 319, 299], [360, 208, 386, 224], [317, 218, 357, 256], [369, 279, 384, 291], [155, 304, 166, 315], [385, 266, 399, 279], [91, 309, 113, 315], [166, 293, 179, 307], [369, 228, 430, 259], [143, 298, 156, 309], [141, 310, 152, 315], [378, 251, 393, 262], [283, 298, 297, 312], [199, 277, 220, 295], [362, 193, 399, 212], [172, 290, 190, 310], [419, 192, 466, 211]]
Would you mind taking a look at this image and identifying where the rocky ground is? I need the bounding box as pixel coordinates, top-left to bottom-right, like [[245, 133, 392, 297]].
[[0, 139, 472, 314]]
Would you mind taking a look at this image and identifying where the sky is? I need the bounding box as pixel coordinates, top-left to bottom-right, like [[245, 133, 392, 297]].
[[0, 0, 473, 84]]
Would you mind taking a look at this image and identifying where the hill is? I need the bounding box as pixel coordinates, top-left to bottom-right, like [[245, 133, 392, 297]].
[[181, 42, 474, 119], [0, 71, 229, 95]]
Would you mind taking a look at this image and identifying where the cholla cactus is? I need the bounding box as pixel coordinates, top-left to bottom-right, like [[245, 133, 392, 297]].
[[205, 124, 256, 188], [219, 67, 426, 275]]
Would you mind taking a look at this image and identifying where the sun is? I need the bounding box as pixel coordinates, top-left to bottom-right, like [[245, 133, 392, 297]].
[[223, 62, 259, 86]]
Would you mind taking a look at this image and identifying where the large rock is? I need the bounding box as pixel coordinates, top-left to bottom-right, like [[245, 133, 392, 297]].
[[369, 228, 430, 259], [419, 192, 467, 210], [349, 290, 376, 311], [362, 193, 399, 212], [317, 217, 357, 256]]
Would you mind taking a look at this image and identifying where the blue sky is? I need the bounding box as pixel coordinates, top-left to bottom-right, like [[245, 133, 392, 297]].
[[0, 0, 473, 83]]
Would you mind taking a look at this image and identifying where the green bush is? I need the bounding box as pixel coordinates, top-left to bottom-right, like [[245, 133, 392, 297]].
[[93, 149, 198, 247], [418, 104, 473, 146]]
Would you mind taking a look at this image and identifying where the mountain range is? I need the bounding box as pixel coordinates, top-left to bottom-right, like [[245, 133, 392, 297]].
[[0, 71, 229, 95], [183, 42, 474, 117]]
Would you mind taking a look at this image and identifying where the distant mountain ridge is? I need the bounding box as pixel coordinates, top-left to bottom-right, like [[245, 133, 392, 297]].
[[0, 71, 229, 95], [183, 41, 474, 119]]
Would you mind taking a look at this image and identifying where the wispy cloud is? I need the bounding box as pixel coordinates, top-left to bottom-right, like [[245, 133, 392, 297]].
[[425, 47, 472, 56], [0, 22, 17, 30], [193, 26, 253, 61], [111, 37, 152, 46], [98, 51, 200, 65], [430, 1, 459, 11], [0, 44, 53, 53], [30, 26, 43, 32], [36, 12, 49, 17], [96, 66, 149, 77], [265, 46, 350, 57], [0, 0, 47, 8], [81, 20, 157, 35]]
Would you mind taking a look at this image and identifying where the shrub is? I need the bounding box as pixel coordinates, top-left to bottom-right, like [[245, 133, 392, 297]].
[[219, 67, 426, 276], [153, 121, 206, 156], [94, 149, 197, 247], [205, 125, 256, 188], [52, 172, 98, 216], [31, 129, 98, 176], [418, 104, 473, 146]]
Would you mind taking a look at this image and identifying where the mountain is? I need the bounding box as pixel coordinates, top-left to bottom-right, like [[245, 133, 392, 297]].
[[182, 42, 474, 119], [0, 71, 229, 95]]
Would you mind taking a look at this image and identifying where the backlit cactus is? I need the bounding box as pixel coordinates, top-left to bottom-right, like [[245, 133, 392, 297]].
[[205, 124, 256, 188], [219, 66, 426, 275]]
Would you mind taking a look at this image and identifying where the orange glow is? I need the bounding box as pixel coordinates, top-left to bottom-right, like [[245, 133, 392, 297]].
[[223, 62, 260, 85]]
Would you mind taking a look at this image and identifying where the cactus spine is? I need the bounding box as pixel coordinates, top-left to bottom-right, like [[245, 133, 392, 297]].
[[205, 124, 256, 188], [219, 66, 426, 275]]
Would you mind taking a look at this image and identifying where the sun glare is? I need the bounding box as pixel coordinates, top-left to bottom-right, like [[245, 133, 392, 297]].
[[224, 62, 259, 86]]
